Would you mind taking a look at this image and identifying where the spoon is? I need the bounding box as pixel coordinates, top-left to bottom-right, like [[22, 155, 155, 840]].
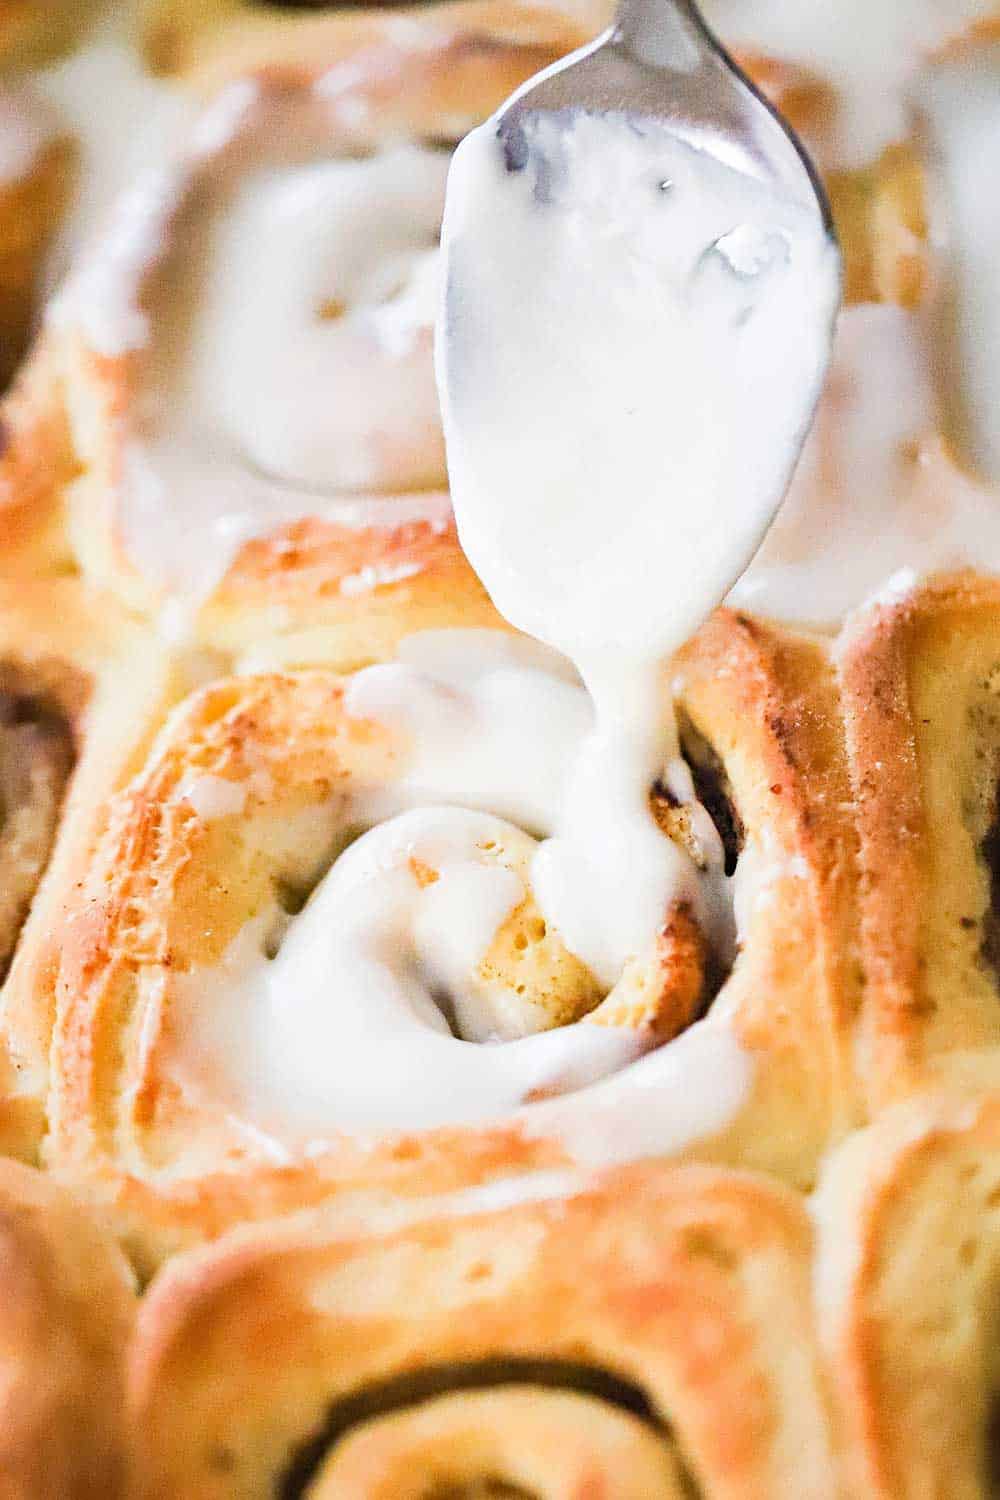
[[494, 0, 836, 238], [436, 0, 842, 678]]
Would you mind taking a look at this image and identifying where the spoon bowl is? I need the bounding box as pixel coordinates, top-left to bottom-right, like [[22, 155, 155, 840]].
[[495, 0, 835, 237], [436, 0, 842, 674]]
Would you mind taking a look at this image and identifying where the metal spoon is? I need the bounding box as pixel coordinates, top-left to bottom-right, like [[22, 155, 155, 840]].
[[494, 0, 835, 239], [436, 0, 842, 661]]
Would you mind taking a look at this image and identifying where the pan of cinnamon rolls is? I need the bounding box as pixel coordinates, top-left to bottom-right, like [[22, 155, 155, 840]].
[[0, 2, 999, 1497]]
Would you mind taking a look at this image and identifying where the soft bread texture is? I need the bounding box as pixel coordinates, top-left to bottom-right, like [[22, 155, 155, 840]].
[[294, 1389, 686, 1498], [0, 1156, 134, 1500], [813, 1087, 1000, 1500], [0, 344, 82, 572], [0, 578, 192, 1152], [0, 0, 103, 68], [41, 608, 859, 1271], [826, 142, 928, 309], [139, 0, 611, 87], [128, 1162, 843, 1500], [839, 571, 1000, 1108], [198, 510, 509, 672], [672, 609, 862, 1183]]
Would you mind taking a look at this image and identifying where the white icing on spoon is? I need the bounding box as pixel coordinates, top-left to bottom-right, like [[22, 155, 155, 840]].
[[438, 108, 837, 984]]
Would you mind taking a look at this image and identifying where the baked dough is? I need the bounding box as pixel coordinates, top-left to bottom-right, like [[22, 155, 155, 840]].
[[129, 1162, 841, 1499], [814, 1085, 1000, 1500], [0, 577, 195, 1155], [0, 1156, 134, 1500], [839, 571, 1000, 1108]]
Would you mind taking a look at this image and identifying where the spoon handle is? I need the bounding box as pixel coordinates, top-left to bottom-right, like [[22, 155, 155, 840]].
[[612, 0, 721, 71]]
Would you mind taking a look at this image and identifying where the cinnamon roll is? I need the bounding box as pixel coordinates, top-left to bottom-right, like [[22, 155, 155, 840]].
[[129, 1162, 842, 1499], [0, 578, 189, 1149], [0, 1155, 134, 1499], [47, 27, 589, 662], [838, 570, 1000, 1109], [44, 607, 859, 1270], [813, 1086, 1000, 1500]]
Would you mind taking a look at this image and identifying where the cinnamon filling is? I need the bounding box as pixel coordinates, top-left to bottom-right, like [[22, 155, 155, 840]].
[[960, 689, 1000, 984], [0, 670, 75, 980], [426, 1485, 533, 1500], [985, 1388, 1000, 1495], [278, 1359, 682, 1500], [978, 790, 1000, 982], [677, 717, 745, 878], [651, 719, 743, 1009]]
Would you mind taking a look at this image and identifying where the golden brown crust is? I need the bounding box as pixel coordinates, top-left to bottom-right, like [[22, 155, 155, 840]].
[[140, 0, 608, 87], [837, 571, 1000, 1108], [129, 1162, 842, 1500], [827, 144, 928, 309], [0, 579, 190, 1148], [674, 609, 862, 1183], [0, 1155, 134, 1500], [46, 23, 931, 662], [813, 1087, 1000, 1500], [738, 50, 837, 143], [0, 285, 86, 578], [200, 511, 508, 669]]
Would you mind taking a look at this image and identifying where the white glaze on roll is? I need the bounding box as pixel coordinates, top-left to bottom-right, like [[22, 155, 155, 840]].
[[0, 82, 63, 187], [732, 304, 1000, 627], [523, 1019, 754, 1165], [172, 632, 741, 1138], [184, 146, 448, 493], [51, 78, 452, 615], [701, 0, 1000, 165], [36, 12, 192, 277], [181, 807, 647, 1133]]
